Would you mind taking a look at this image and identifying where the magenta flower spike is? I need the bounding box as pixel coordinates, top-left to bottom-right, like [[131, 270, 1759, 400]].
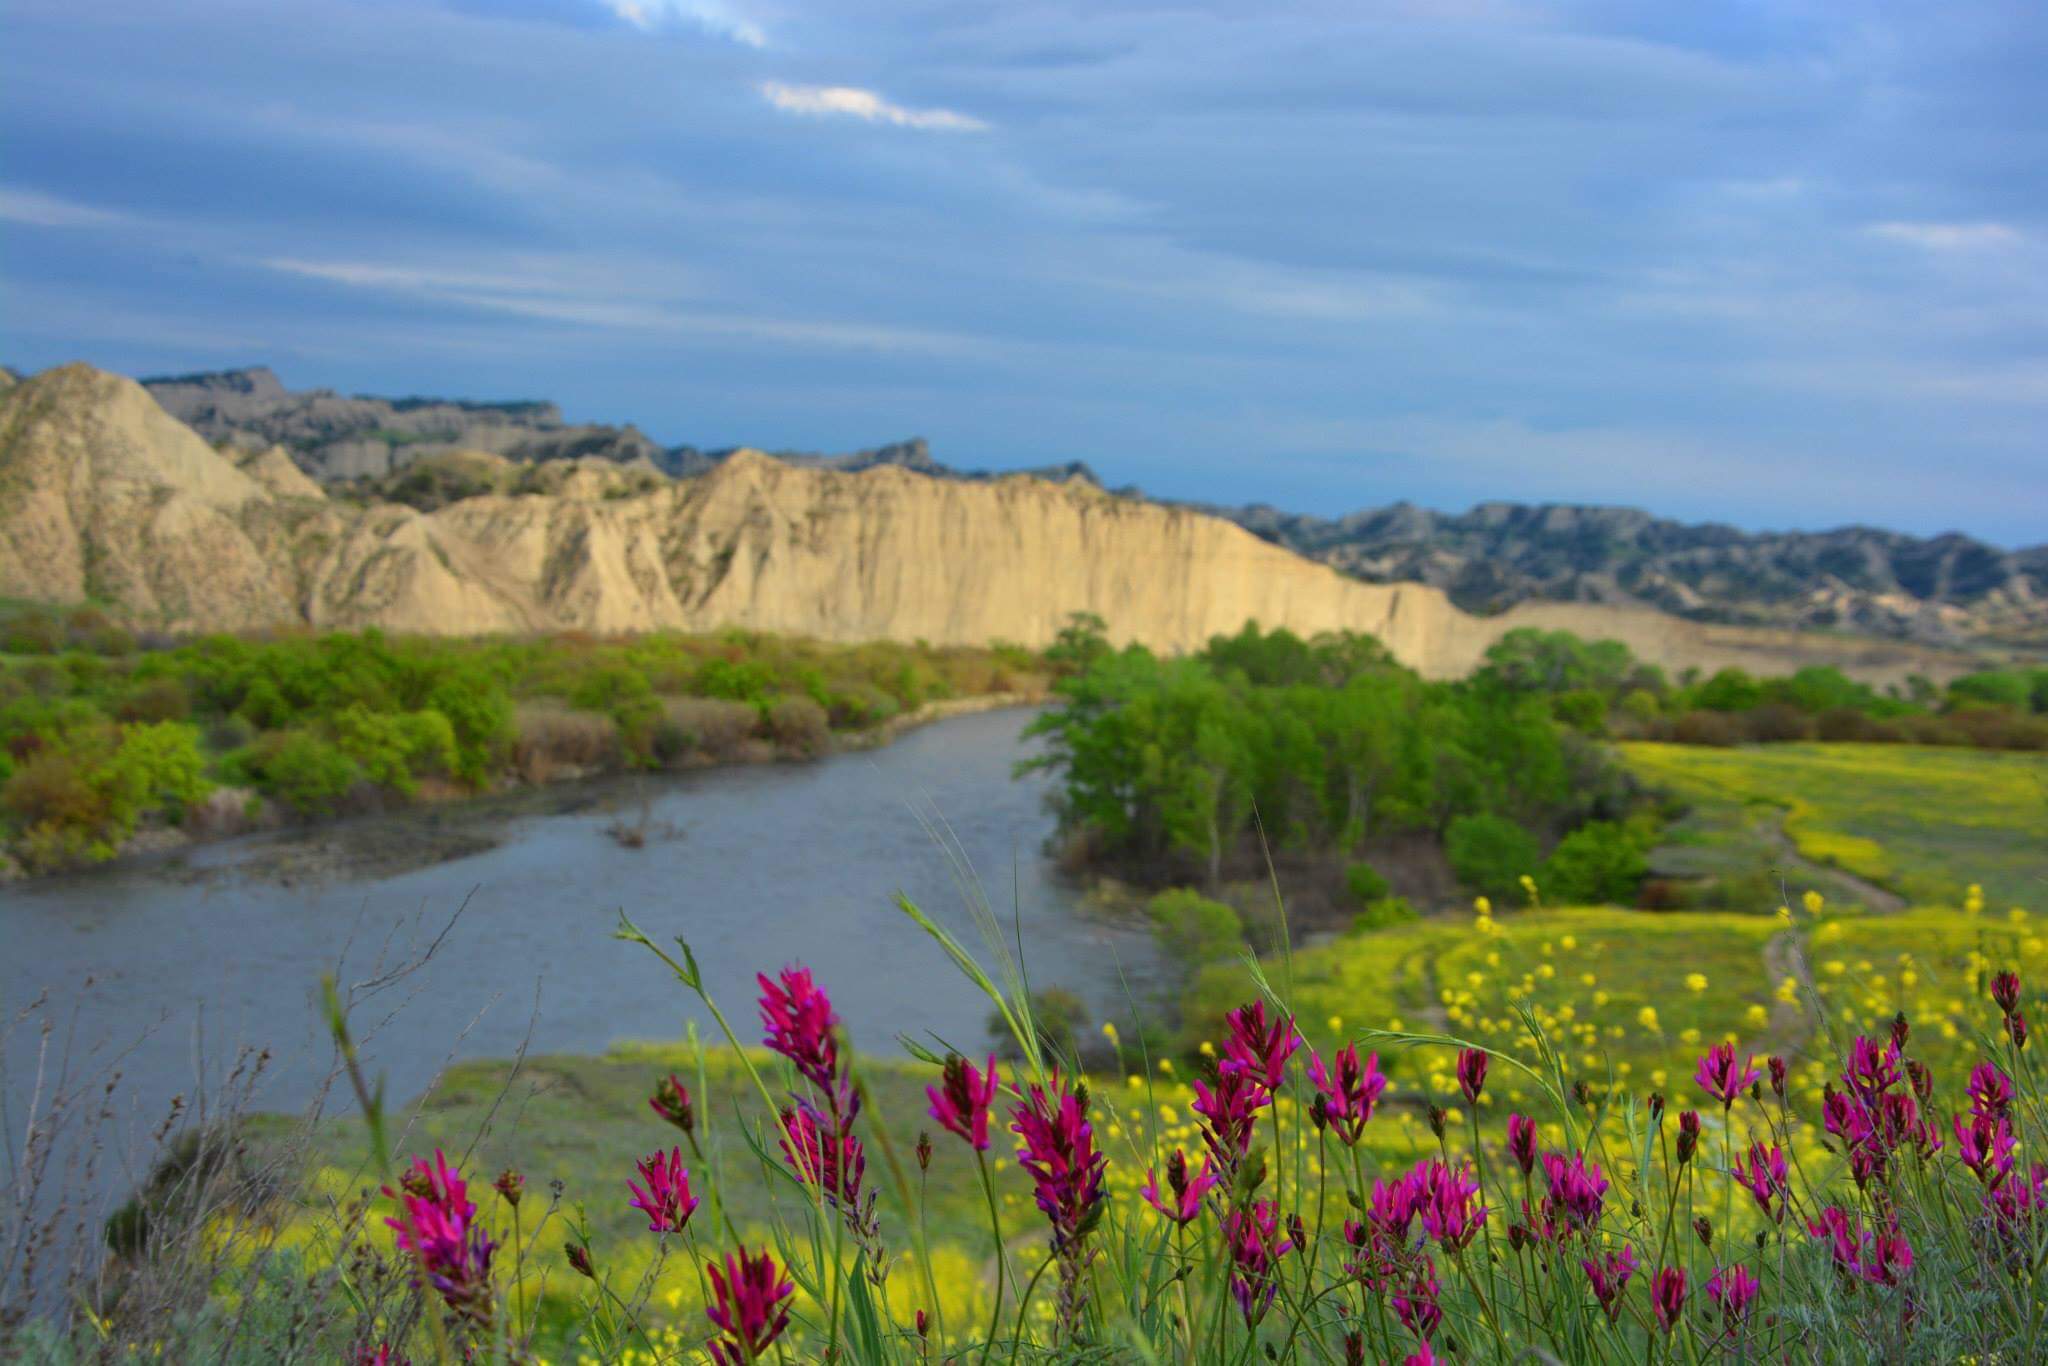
[[1954, 1110, 2018, 1186], [1651, 1266, 1687, 1333], [383, 1149, 496, 1325], [1223, 1000, 1300, 1088], [926, 1053, 1000, 1152], [1539, 1149, 1608, 1234], [778, 1102, 867, 1208], [1224, 1199, 1297, 1325], [1969, 1061, 2015, 1120], [1736, 1141, 1789, 1223], [1505, 1113, 1538, 1176], [1391, 1257, 1443, 1341], [1412, 1158, 1488, 1250], [1706, 1263, 1759, 1331], [1305, 1043, 1386, 1146], [1191, 1063, 1271, 1174], [1808, 1206, 1913, 1285], [758, 965, 851, 1107], [1140, 1148, 1219, 1225], [1456, 1048, 1488, 1105], [1581, 1244, 1637, 1323], [705, 1246, 796, 1366], [1011, 1073, 1108, 1252], [1694, 1042, 1760, 1107], [1992, 969, 2022, 1017], [626, 1146, 699, 1233], [649, 1073, 695, 1134]]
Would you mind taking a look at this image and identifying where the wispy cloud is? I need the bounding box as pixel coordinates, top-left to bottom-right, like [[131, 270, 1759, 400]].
[[1867, 221, 2023, 251], [259, 254, 985, 355], [758, 82, 987, 132], [0, 186, 125, 229], [602, 0, 766, 47]]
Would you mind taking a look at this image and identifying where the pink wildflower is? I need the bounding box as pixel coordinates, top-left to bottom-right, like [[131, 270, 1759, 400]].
[[1191, 1063, 1271, 1173], [1225, 1200, 1297, 1325], [758, 965, 850, 1112], [649, 1073, 695, 1134], [1413, 1159, 1488, 1250], [1456, 1048, 1488, 1104], [1392, 1257, 1443, 1341], [1011, 1074, 1108, 1252], [1540, 1149, 1608, 1234], [1808, 1206, 1913, 1285], [1581, 1244, 1637, 1322], [1706, 1264, 1759, 1331], [705, 1246, 795, 1366], [926, 1053, 1000, 1152], [1736, 1142, 1789, 1223], [1991, 969, 2022, 1017], [1141, 1149, 1219, 1226], [383, 1150, 495, 1325], [1652, 1266, 1687, 1333], [778, 1102, 867, 1209], [1305, 1043, 1386, 1146], [626, 1147, 699, 1233], [1505, 1113, 1538, 1176], [1223, 1000, 1299, 1088], [1695, 1043, 1760, 1107], [1970, 1061, 2015, 1120]]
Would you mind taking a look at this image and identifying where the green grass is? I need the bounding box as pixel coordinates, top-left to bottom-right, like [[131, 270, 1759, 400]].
[[1624, 741, 2048, 911]]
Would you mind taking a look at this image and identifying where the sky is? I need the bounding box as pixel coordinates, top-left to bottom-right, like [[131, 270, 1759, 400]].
[[2, 0, 2045, 544]]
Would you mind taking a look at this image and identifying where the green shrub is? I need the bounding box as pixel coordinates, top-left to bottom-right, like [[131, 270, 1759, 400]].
[[1350, 895, 1418, 932], [1539, 820, 1648, 904], [1444, 812, 1541, 901], [766, 695, 830, 758], [1145, 888, 1243, 973], [1342, 860, 1391, 906], [250, 731, 360, 816]]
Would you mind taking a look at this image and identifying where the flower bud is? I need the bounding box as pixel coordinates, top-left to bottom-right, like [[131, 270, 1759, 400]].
[[566, 1241, 595, 1279], [493, 1168, 523, 1208], [1693, 1215, 1712, 1248], [915, 1130, 933, 1173], [1647, 1092, 1665, 1123], [649, 1074, 695, 1136], [1676, 1111, 1701, 1165], [1427, 1104, 1446, 1139], [1767, 1057, 1786, 1099]]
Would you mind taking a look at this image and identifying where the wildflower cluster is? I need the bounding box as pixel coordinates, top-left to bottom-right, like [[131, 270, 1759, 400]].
[[369, 913, 2048, 1363]]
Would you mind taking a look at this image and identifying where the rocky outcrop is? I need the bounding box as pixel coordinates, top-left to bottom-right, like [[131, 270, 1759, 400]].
[[0, 365, 1979, 685]]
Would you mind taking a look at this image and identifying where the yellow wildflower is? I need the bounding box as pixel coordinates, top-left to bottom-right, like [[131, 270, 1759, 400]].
[[1685, 972, 1707, 993]]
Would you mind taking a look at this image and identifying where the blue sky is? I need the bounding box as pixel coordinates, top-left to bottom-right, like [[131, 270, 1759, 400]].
[[3, 0, 2044, 544]]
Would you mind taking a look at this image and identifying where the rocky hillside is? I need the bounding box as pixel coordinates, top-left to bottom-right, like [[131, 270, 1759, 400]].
[[1207, 500, 2047, 650], [0, 364, 1975, 686], [123, 365, 2041, 650]]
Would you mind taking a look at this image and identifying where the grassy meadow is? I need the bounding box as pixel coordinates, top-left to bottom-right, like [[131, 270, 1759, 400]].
[[1624, 741, 2048, 911]]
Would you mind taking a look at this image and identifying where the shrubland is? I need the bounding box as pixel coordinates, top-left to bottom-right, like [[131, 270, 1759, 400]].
[[0, 600, 1043, 873]]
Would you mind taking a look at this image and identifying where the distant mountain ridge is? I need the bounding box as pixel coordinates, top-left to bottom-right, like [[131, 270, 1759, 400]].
[[1200, 499, 2047, 649], [98, 364, 2045, 650]]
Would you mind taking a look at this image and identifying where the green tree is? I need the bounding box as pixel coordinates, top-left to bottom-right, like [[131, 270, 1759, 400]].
[[1539, 821, 1647, 905], [1445, 812, 1542, 901]]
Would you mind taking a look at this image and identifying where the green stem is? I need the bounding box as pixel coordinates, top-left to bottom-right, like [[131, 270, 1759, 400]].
[[976, 1149, 1008, 1364]]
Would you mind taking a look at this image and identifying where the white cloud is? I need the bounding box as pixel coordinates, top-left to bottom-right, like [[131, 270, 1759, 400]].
[[1867, 221, 2023, 251], [758, 82, 987, 132], [0, 186, 125, 228], [602, 0, 765, 47]]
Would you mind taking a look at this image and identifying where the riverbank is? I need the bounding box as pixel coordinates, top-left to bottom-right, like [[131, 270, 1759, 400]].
[[0, 684, 1050, 886]]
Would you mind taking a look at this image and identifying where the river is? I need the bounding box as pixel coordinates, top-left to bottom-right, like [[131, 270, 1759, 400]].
[[0, 707, 1155, 1134]]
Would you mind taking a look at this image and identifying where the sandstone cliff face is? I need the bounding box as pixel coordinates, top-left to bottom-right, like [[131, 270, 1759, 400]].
[[0, 365, 1973, 685]]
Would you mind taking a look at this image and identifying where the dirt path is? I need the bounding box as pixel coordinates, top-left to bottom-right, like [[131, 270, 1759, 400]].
[[1762, 819, 1905, 913]]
